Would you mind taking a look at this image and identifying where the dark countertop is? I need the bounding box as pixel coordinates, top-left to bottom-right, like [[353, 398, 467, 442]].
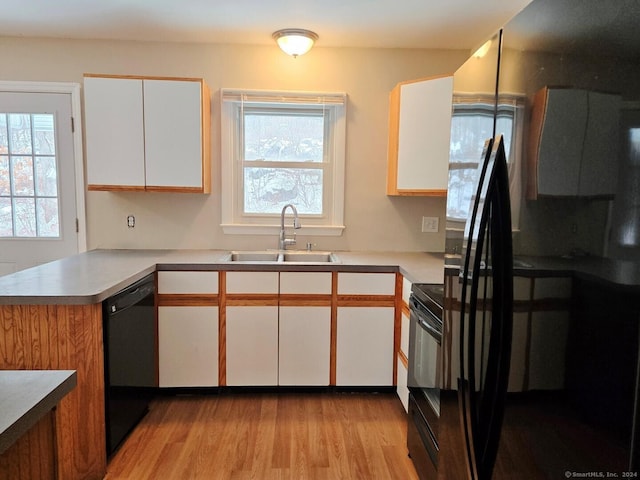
[[1, 249, 637, 306], [0, 249, 445, 305], [446, 254, 640, 291], [0, 370, 77, 454]]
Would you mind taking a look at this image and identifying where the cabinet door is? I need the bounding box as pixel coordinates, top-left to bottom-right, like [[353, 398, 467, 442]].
[[158, 306, 218, 387], [279, 306, 331, 386], [535, 88, 587, 196], [387, 75, 452, 196], [336, 306, 395, 386], [580, 91, 622, 196], [143, 79, 205, 190], [226, 306, 279, 386], [397, 356, 409, 412], [84, 76, 145, 188]]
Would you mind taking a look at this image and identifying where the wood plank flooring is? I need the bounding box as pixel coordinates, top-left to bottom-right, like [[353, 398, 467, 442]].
[[105, 391, 419, 480]]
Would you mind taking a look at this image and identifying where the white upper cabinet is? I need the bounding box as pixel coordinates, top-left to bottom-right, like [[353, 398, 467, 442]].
[[84, 74, 211, 193], [528, 86, 621, 199], [387, 74, 453, 196], [84, 77, 146, 188], [143, 80, 205, 189]]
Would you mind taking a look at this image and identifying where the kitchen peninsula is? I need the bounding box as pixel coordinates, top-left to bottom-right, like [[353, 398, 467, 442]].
[[0, 248, 444, 480]]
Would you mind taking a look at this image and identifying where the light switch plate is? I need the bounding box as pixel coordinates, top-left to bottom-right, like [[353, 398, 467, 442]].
[[421, 216, 439, 233]]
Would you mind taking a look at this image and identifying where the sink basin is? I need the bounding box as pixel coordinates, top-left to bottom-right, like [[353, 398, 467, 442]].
[[229, 251, 281, 262], [282, 251, 336, 263], [227, 250, 338, 263]]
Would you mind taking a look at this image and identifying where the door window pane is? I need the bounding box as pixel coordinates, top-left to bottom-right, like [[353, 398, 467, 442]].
[[36, 198, 60, 237], [33, 114, 56, 155], [13, 197, 36, 236], [0, 156, 9, 195], [0, 198, 11, 237], [11, 156, 35, 196], [9, 114, 32, 154], [35, 157, 58, 196], [0, 113, 60, 238]]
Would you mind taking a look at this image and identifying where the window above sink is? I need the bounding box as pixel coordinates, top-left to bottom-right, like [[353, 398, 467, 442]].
[[220, 89, 347, 237]]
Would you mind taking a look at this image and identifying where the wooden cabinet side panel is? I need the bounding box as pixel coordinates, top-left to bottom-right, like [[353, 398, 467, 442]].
[[0, 304, 106, 480], [386, 84, 402, 195], [0, 410, 56, 480]]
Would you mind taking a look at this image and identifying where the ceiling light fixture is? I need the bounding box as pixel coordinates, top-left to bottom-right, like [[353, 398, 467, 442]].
[[272, 28, 318, 57]]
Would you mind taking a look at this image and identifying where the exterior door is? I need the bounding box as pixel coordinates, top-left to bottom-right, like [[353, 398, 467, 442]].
[[0, 89, 80, 275]]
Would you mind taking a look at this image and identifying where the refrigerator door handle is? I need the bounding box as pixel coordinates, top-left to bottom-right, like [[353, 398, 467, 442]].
[[459, 135, 514, 480]]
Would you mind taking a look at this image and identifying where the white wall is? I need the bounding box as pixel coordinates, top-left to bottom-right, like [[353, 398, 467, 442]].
[[0, 36, 468, 252]]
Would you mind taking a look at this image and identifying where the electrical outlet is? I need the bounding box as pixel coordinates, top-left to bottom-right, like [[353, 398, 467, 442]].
[[421, 216, 439, 233], [127, 215, 135, 228]]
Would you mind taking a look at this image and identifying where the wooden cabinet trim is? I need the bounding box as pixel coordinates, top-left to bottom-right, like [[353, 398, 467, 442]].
[[330, 272, 338, 386], [157, 293, 218, 306], [398, 350, 409, 370], [84, 73, 206, 83], [393, 273, 403, 386], [389, 189, 447, 197], [336, 294, 396, 307], [219, 272, 227, 387], [279, 294, 332, 306], [226, 294, 279, 306]]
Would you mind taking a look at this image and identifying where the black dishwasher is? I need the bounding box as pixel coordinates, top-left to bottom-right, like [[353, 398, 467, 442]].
[[103, 273, 156, 456]]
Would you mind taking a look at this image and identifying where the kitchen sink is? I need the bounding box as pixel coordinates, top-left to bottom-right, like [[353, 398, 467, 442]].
[[282, 251, 336, 263], [227, 250, 339, 263], [228, 251, 281, 262]]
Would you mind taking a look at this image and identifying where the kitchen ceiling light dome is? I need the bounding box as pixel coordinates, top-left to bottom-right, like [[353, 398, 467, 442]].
[[273, 28, 318, 57]]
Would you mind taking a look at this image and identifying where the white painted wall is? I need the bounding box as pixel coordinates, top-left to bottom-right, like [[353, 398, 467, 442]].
[[0, 36, 468, 252]]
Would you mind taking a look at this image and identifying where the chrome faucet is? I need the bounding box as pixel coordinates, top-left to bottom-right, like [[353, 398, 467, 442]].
[[279, 204, 301, 250]]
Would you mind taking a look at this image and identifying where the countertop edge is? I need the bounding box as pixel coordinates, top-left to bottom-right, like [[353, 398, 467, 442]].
[[0, 370, 77, 455]]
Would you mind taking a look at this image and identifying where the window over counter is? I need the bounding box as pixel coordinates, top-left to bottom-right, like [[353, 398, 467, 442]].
[[220, 89, 347, 236], [446, 93, 524, 230]]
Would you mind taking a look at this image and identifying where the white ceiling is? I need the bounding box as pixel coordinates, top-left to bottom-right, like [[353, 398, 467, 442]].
[[2, 0, 532, 50]]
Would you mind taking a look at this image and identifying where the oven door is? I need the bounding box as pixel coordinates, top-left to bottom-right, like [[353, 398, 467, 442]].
[[408, 295, 443, 443]]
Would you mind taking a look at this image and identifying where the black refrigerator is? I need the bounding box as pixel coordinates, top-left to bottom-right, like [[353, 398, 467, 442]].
[[433, 0, 640, 478]]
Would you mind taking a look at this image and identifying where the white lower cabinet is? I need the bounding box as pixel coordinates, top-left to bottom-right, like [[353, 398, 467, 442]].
[[226, 306, 279, 386], [336, 306, 395, 386], [279, 306, 331, 386], [158, 306, 218, 387]]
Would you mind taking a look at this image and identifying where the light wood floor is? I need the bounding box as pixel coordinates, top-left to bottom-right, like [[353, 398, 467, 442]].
[[105, 391, 419, 480]]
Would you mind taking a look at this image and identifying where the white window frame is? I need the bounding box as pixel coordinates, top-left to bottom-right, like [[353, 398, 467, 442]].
[[220, 89, 346, 236]]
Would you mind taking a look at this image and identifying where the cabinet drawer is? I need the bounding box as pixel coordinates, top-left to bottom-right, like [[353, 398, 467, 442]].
[[226, 272, 279, 294], [158, 271, 218, 294], [280, 272, 332, 294], [533, 277, 572, 299], [338, 273, 396, 295]]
